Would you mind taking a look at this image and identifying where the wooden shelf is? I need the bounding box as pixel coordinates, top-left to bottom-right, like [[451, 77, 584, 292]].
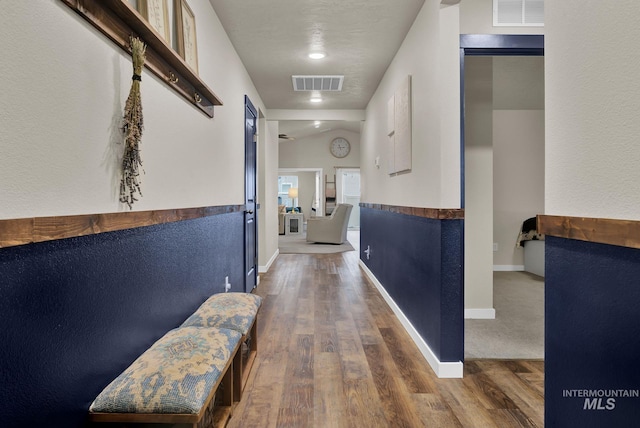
[[60, 0, 222, 117]]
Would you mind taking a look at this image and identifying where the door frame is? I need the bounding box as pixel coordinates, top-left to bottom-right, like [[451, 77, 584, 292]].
[[459, 34, 544, 323], [335, 167, 361, 229]]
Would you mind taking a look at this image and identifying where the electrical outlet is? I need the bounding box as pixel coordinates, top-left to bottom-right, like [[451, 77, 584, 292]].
[[224, 276, 231, 292], [493, 243, 498, 252]]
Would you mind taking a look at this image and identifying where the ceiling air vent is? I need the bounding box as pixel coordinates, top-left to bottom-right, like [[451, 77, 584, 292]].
[[494, 0, 544, 27], [292, 75, 344, 92]]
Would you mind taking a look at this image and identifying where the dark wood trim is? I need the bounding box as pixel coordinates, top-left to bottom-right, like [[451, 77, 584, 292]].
[[59, 0, 222, 117], [460, 34, 544, 56], [360, 203, 464, 220], [538, 215, 640, 250], [0, 205, 244, 249]]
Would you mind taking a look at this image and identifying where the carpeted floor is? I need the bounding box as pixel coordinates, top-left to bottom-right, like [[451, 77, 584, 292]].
[[465, 271, 544, 359], [278, 232, 355, 254]]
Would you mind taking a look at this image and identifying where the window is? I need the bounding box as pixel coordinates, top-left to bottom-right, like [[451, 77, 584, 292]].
[[278, 176, 298, 207], [494, 0, 544, 27]]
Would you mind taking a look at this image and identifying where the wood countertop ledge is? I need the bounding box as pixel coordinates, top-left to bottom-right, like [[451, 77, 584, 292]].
[[0, 205, 245, 248], [360, 203, 464, 220], [537, 215, 640, 250]]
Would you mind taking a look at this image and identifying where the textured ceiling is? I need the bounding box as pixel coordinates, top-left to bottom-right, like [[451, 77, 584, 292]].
[[208, 0, 426, 110]]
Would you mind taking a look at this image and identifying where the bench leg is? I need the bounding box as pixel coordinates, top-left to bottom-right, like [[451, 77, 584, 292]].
[[233, 345, 243, 402], [250, 317, 258, 354], [242, 318, 258, 388], [222, 360, 234, 407], [202, 362, 234, 428], [234, 317, 259, 402]]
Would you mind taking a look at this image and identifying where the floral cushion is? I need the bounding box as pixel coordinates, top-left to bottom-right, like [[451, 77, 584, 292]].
[[89, 327, 241, 414], [181, 292, 262, 336]]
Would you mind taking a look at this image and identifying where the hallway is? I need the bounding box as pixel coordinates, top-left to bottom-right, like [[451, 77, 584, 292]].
[[230, 251, 544, 427]]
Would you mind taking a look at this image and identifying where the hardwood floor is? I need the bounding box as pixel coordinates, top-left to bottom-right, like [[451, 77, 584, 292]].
[[228, 250, 544, 427]]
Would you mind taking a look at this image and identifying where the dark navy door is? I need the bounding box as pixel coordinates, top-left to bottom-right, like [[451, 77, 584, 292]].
[[244, 96, 258, 292]]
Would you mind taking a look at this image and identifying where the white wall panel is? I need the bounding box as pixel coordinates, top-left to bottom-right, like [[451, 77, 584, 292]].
[[361, 1, 460, 208], [545, 0, 640, 219], [0, 1, 264, 219]]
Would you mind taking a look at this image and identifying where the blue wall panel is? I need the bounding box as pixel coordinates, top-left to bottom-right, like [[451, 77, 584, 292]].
[[0, 213, 244, 428], [360, 207, 463, 362], [545, 236, 640, 427]]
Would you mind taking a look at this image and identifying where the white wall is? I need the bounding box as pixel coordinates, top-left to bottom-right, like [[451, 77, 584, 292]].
[[294, 172, 316, 221], [493, 57, 545, 110], [464, 57, 494, 314], [361, 1, 460, 208], [493, 57, 544, 267], [493, 110, 544, 266], [258, 120, 279, 272], [279, 128, 360, 170], [545, 0, 640, 220], [460, 0, 544, 35], [0, 1, 264, 219], [440, 4, 464, 208]]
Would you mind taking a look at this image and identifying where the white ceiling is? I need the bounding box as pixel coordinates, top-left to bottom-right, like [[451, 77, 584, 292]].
[[208, 0, 426, 111]]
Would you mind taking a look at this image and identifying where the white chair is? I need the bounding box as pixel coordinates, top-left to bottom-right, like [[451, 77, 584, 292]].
[[306, 204, 353, 244]]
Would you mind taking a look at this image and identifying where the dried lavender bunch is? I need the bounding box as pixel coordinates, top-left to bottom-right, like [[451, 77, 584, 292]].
[[120, 37, 146, 209]]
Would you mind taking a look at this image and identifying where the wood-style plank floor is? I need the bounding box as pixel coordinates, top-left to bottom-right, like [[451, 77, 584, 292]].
[[229, 250, 544, 428]]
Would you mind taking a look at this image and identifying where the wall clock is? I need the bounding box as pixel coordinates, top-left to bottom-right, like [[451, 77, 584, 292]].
[[330, 137, 351, 158]]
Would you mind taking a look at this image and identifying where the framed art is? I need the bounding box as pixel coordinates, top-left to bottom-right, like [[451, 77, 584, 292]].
[[387, 75, 412, 175], [175, 0, 199, 73], [138, 0, 171, 44]]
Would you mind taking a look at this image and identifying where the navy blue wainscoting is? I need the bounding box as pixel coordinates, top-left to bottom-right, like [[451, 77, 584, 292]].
[[359, 207, 464, 363], [545, 236, 640, 427], [0, 213, 245, 428]]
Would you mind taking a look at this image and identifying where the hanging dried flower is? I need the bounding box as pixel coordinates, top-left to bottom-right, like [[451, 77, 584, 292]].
[[120, 36, 146, 209]]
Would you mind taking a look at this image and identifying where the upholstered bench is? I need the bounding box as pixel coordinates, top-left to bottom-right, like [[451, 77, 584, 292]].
[[89, 326, 242, 428], [181, 292, 262, 400]]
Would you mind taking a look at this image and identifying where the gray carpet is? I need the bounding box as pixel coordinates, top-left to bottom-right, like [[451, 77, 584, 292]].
[[465, 271, 544, 359], [278, 232, 355, 254]]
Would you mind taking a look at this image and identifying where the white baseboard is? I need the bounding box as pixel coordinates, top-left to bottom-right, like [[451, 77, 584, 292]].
[[465, 308, 496, 319], [493, 265, 525, 271], [358, 261, 463, 379], [258, 249, 279, 274]]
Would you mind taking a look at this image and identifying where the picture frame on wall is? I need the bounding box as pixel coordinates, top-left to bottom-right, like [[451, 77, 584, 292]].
[[175, 0, 198, 73], [138, 0, 171, 44]]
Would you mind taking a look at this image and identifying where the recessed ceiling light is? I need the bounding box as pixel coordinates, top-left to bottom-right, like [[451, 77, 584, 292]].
[[308, 52, 326, 60], [310, 97, 322, 103]]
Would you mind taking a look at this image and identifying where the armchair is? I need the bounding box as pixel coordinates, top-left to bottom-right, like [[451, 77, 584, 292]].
[[306, 204, 353, 244]]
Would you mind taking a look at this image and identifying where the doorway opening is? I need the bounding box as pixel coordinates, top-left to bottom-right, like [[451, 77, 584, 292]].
[[335, 168, 361, 229], [460, 35, 544, 359], [278, 168, 323, 224]]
